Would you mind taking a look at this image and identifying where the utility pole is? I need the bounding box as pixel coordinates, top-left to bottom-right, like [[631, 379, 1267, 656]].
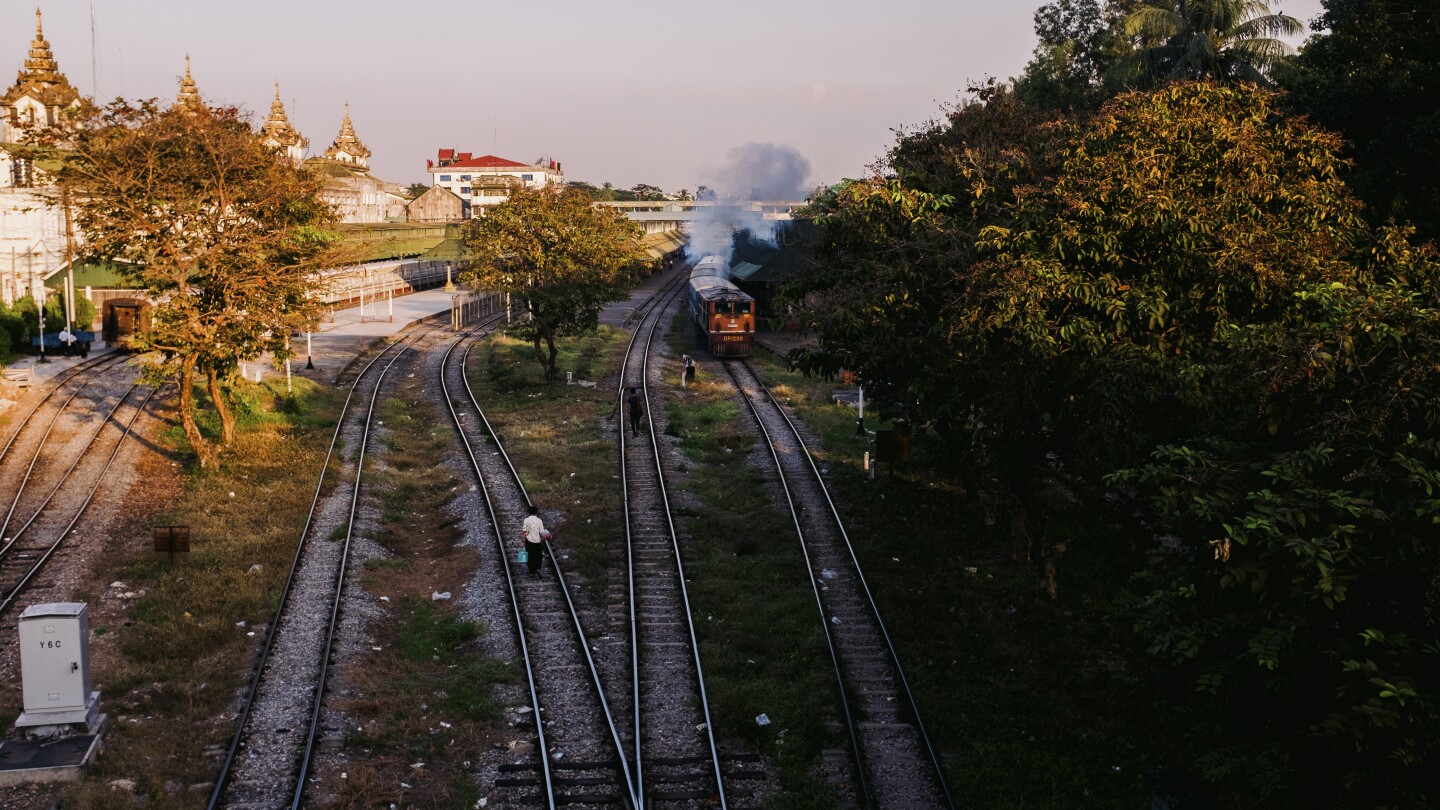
[[62, 186, 76, 330]]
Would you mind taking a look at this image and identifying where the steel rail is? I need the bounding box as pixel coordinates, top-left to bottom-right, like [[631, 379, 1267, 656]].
[[621, 274, 729, 809], [207, 328, 429, 810], [614, 272, 687, 807], [0, 352, 129, 466], [0, 383, 158, 614], [721, 358, 873, 807], [451, 321, 644, 808], [289, 324, 430, 809], [0, 370, 124, 542], [738, 358, 957, 810]]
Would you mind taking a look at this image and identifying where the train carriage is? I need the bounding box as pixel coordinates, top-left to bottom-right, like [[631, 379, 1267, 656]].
[[687, 255, 755, 357], [102, 298, 150, 351]]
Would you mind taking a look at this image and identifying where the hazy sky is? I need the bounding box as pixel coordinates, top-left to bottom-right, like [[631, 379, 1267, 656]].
[[12, 0, 1326, 195]]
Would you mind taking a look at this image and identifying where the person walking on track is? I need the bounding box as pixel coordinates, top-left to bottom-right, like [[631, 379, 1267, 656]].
[[627, 387, 645, 438], [522, 504, 548, 576]]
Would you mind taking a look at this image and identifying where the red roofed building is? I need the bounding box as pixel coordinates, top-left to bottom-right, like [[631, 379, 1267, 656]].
[[428, 149, 564, 218]]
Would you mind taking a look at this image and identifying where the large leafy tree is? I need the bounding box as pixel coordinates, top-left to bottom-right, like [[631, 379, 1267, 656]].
[[790, 83, 1072, 578], [794, 80, 1440, 802], [1280, 0, 1440, 241], [460, 185, 644, 379], [51, 100, 338, 468], [982, 89, 1438, 804], [1118, 0, 1303, 84]]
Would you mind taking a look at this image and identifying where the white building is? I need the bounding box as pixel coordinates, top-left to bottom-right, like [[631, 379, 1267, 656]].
[[426, 150, 563, 218], [307, 107, 408, 223], [1, 10, 80, 305]]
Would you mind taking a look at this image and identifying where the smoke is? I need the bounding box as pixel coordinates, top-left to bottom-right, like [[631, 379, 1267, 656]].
[[686, 142, 812, 264], [711, 142, 812, 201]]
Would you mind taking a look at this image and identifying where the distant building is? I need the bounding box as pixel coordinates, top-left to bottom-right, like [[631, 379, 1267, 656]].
[[307, 108, 406, 223], [426, 150, 563, 218], [260, 83, 308, 165], [406, 185, 465, 223], [323, 104, 372, 170], [1, 10, 79, 305]]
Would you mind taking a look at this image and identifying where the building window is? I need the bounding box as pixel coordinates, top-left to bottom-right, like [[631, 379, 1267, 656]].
[[460, 187, 471, 195], [439, 174, 451, 182], [521, 174, 533, 181], [461, 175, 471, 181]]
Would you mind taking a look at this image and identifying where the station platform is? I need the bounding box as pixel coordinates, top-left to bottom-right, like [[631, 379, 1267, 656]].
[[291, 288, 455, 384]]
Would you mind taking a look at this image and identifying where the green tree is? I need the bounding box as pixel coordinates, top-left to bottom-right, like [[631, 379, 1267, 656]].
[[1280, 0, 1440, 240], [789, 82, 1070, 575], [407, 182, 430, 199], [980, 81, 1439, 805], [630, 183, 665, 200], [1119, 0, 1303, 85], [566, 180, 603, 200], [1016, 0, 1144, 111], [52, 100, 339, 468], [459, 185, 644, 380]]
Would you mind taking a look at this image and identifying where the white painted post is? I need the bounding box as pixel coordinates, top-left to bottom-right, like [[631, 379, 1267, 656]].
[[285, 358, 292, 393], [388, 288, 393, 323]]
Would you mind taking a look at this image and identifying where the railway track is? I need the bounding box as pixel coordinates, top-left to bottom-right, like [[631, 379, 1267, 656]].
[[442, 320, 637, 808], [723, 358, 955, 810], [0, 353, 131, 472], [617, 275, 764, 808], [0, 366, 156, 615], [209, 317, 464, 809]]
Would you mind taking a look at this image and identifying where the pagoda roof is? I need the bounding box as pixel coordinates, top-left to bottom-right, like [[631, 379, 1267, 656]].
[[1, 9, 81, 109]]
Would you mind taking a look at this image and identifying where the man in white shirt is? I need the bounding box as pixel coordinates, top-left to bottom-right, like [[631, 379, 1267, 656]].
[[522, 504, 547, 576]]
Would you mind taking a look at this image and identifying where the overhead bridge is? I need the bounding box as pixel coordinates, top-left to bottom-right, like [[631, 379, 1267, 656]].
[[596, 200, 805, 234]]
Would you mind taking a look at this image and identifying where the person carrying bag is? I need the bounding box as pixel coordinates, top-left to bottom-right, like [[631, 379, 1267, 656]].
[[521, 504, 549, 576]]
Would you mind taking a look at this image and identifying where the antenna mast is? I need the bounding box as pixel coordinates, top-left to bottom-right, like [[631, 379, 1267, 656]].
[[90, 1, 98, 98]]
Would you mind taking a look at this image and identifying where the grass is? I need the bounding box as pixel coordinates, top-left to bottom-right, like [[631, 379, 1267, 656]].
[[460, 325, 629, 582], [662, 314, 849, 809], [322, 384, 514, 809], [59, 374, 345, 808], [744, 345, 1158, 808]]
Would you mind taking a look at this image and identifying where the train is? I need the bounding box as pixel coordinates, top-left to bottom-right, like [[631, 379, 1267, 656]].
[[102, 298, 150, 351], [687, 255, 755, 357]]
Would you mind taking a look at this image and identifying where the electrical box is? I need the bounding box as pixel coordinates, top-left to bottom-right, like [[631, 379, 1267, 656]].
[[17, 603, 96, 728]]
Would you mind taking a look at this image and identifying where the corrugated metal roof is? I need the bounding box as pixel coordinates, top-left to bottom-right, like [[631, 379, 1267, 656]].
[[730, 261, 763, 281], [641, 230, 686, 259]]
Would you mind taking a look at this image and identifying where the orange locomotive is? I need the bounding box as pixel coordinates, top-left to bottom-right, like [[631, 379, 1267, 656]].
[[687, 255, 755, 357]]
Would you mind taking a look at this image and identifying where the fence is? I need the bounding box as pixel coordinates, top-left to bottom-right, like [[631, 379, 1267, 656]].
[[450, 290, 507, 330]]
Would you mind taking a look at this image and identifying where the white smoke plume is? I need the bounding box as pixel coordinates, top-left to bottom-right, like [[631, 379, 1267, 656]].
[[686, 142, 812, 265], [712, 142, 812, 201]]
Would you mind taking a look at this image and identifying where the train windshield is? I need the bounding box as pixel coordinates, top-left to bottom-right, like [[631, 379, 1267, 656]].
[[713, 300, 753, 316]]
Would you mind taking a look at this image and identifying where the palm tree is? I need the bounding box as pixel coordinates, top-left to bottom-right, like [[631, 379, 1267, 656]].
[[1118, 0, 1304, 85]]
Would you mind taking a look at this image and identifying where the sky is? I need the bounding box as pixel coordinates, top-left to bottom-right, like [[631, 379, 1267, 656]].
[[9, 0, 1327, 196]]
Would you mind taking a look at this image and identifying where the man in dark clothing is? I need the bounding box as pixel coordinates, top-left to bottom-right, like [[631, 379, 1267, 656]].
[[627, 388, 644, 437]]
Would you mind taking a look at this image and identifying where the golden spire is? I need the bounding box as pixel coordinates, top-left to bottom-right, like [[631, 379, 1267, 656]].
[[23, 7, 61, 80], [323, 102, 372, 165], [175, 54, 202, 111], [262, 81, 307, 153]]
